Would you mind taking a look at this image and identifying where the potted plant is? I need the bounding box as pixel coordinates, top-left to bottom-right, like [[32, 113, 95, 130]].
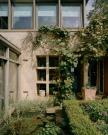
[[82, 83, 97, 100]]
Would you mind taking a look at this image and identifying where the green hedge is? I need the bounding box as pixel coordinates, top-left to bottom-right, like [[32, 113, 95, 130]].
[[80, 99, 108, 135], [63, 100, 102, 135], [80, 99, 108, 122]]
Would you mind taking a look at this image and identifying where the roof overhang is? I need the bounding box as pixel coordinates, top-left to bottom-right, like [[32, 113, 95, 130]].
[[0, 34, 21, 55]]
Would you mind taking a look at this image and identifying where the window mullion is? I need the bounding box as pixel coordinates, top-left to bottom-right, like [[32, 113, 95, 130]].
[[33, 0, 36, 30], [58, 0, 61, 27], [36, 1, 38, 30], [8, 0, 10, 30], [46, 56, 49, 96]]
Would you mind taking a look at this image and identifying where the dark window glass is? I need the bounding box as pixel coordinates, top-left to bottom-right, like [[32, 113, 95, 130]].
[[49, 69, 59, 81], [49, 56, 59, 67], [37, 69, 46, 81], [0, 4, 8, 29], [9, 50, 18, 61], [88, 60, 97, 87], [38, 5, 56, 27], [62, 5, 81, 28], [37, 56, 46, 67], [0, 45, 6, 56], [12, 4, 32, 29]]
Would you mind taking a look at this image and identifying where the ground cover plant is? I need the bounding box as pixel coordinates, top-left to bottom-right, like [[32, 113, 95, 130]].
[[0, 99, 63, 135]]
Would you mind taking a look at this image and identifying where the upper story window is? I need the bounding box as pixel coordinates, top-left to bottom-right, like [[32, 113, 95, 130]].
[[37, 5, 57, 27], [0, 1, 84, 30], [61, 5, 81, 28], [12, 4, 32, 29], [0, 4, 8, 29]]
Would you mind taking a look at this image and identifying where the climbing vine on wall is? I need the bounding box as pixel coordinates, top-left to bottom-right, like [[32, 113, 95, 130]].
[[31, 26, 79, 100]]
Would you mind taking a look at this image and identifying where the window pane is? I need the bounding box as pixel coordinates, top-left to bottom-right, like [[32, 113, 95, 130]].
[[12, 4, 32, 29], [0, 45, 6, 57], [62, 5, 81, 28], [37, 69, 46, 81], [38, 5, 56, 27], [9, 50, 18, 61], [0, 4, 8, 29], [37, 56, 46, 67], [49, 69, 59, 81], [49, 56, 59, 67], [37, 84, 46, 96]]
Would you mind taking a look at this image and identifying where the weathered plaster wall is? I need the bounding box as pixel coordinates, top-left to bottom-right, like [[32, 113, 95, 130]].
[[0, 32, 37, 100], [0, 31, 78, 100]]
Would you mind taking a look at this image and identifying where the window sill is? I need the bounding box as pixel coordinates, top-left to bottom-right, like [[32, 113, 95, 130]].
[[0, 27, 84, 32]]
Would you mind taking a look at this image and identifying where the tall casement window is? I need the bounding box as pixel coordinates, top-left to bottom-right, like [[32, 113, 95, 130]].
[[0, 46, 6, 110], [0, 4, 8, 29], [12, 4, 32, 29], [61, 5, 81, 28], [0, 39, 20, 110], [37, 5, 57, 27]]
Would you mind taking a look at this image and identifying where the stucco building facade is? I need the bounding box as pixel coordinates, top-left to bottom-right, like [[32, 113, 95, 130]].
[[1, 0, 107, 112]]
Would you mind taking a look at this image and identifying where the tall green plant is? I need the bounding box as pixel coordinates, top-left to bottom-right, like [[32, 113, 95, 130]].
[[77, 0, 108, 59]]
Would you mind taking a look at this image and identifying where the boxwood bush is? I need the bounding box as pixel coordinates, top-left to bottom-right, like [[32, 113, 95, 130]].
[[63, 100, 102, 135], [80, 99, 108, 122], [80, 99, 108, 135]]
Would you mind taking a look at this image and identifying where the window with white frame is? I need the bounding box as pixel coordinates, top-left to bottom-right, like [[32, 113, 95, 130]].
[[0, 41, 20, 109]]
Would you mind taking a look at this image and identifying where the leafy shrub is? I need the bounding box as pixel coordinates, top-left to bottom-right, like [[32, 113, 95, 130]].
[[63, 100, 102, 135], [36, 122, 61, 135], [0, 117, 61, 135], [0, 99, 62, 135], [0, 110, 4, 119], [0, 117, 43, 135], [81, 99, 108, 123], [96, 120, 108, 135], [13, 99, 54, 118], [80, 99, 108, 135]]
